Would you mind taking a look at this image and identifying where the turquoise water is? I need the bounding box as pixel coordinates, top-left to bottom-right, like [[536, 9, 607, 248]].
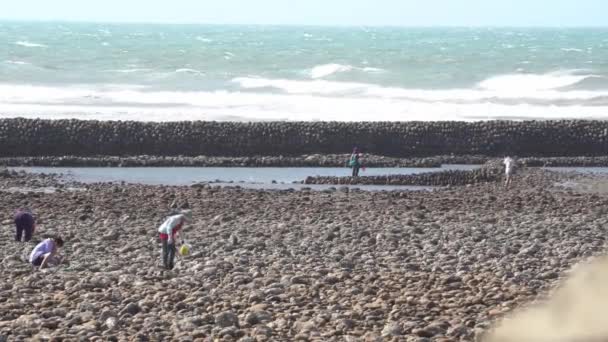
[[8, 165, 479, 185], [2, 22, 608, 121]]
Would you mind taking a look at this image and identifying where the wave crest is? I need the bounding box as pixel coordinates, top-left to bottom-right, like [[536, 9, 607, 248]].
[[233, 75, 608, 103], [4, 60, 30, 65], [309, 64, 354, 79], [478, 71, 600, 92], [15, 41, 48, 48], [308, 64, 385, 79], [175, 68, 203, 75]]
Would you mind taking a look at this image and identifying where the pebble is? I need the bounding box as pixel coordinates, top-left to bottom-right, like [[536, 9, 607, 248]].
[[215, 311, 239, 328]]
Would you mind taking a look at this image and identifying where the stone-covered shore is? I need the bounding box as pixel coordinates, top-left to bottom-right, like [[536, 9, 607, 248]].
[[2, 119, 608, 160], [304, 169, 501, 187], [0, 167, 606, 341], [0, 154, 487, 168]]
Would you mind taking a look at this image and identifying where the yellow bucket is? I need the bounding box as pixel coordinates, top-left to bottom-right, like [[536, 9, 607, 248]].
[[179, 244, 190, 256]]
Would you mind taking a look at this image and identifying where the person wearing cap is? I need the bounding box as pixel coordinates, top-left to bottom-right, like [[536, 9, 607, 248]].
[[349, 147, 362, 177], [157, 210, 192, 270], [14, 208, 36, 242]]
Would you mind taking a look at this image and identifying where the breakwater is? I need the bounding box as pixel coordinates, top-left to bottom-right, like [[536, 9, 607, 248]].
[[304, 169, 501, 186], [305, 160, 505, 186], [1, 119, 608, 157]]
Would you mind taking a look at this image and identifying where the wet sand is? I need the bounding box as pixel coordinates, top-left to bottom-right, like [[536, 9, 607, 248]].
[[0, 167, 606, 341]]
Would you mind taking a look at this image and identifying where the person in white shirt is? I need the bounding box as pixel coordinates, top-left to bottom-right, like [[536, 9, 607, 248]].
[[157, 210, 192, 270], [29, 237, 64, 270], [503, 156, 515, 188]]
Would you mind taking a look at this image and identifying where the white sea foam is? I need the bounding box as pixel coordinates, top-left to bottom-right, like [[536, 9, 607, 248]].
[[195, 36, 213, 43], [308, 64, 385, 79], [477, 71, 599, 92], [3, 98, 608, 122], [311, 37, 333, 42], [108, 68, 152, 73], [235, 77, 366, 95], [361, 67, 385, 73], [309, 64, 354, 79], [15, 41, 47, 48], [175, 68, 203, 74], [4, 60, 30, 65], [234, 73, 607, 102], [561, 47, 584, 52], [1, 82, 608, 122]]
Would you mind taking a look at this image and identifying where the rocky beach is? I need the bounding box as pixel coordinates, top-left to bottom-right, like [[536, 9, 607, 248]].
[[1, 164, 607, 341]]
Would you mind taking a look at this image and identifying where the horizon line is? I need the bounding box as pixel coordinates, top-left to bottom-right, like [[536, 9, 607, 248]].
[[1, 18, 607, 29]]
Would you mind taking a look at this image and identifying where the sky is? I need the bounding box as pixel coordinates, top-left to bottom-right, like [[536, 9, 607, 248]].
[[1, 0, 606, 27]]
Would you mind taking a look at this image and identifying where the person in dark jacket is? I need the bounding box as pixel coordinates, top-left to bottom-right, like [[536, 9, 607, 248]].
[[14, 209, 36, 242], [349, 147, 361, 177]]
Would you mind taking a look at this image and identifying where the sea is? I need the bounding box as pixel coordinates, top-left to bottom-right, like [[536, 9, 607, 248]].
[[1, 22, 608, 122]]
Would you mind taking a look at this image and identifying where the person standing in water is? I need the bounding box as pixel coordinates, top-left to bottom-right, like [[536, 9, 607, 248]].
[[157, 209, 192, 270], [503, 156, 515, 188], [349, 147, 362, 177], [14, 208, 36, 242]]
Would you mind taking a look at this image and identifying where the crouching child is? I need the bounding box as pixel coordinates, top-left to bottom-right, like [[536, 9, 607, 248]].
[[29, 237, 64, 270]]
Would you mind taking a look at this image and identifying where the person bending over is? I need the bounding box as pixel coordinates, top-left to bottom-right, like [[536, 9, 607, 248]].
[[14, 208, 36, 242]]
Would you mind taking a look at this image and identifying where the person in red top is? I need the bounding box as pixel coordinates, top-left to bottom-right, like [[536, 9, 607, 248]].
[[157, 210, 192, 270]]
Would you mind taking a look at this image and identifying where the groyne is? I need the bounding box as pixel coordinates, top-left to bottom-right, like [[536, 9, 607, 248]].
[[1, 119, 607, 157]]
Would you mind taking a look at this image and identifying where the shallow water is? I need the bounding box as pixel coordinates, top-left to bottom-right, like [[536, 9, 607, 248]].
[[7, 165, 479, 189]]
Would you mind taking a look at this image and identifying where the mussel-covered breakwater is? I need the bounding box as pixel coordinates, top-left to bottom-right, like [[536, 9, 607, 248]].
[[305, 161, 504, 186], [2, 118, 608, 158]]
